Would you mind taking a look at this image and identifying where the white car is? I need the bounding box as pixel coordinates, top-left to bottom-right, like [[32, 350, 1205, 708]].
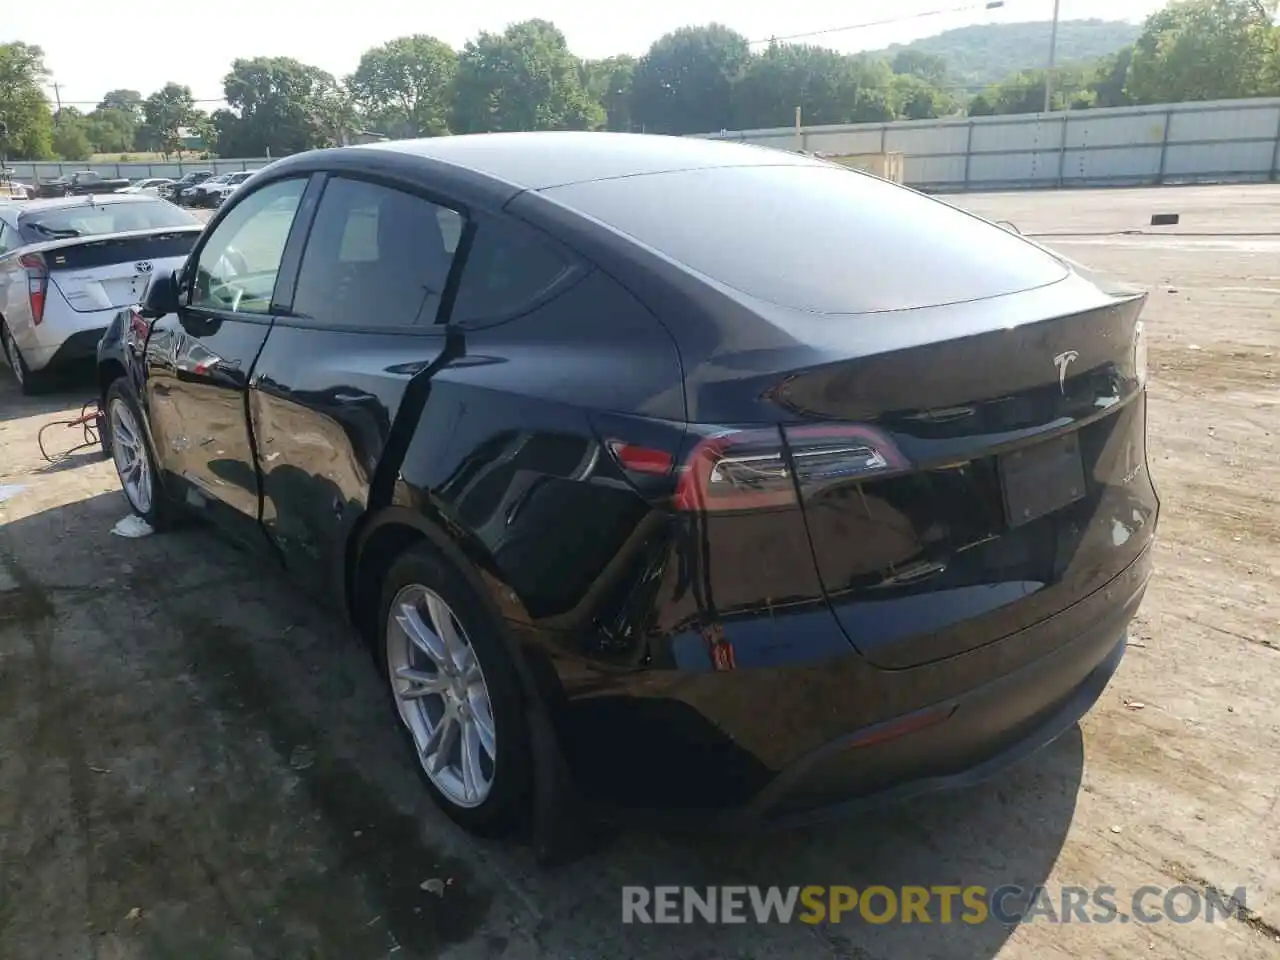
[[0, 194, 203, 394], [118, 177, 176, 196], [181, 173, 232, 206], [206, 171, 256, 206]]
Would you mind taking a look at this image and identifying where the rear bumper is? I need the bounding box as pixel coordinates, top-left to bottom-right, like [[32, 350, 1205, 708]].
[[45, 327, 108, 368], [741, 587, 1133, 830], [556, 542, 1151, 830]]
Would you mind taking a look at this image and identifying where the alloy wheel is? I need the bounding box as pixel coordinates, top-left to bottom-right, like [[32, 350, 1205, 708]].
[[109, 398, 153, 515], [386, 584, 497, 809]]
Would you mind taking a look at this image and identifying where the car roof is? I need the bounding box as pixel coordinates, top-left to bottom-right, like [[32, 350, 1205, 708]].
[[11, 193, 168, 216], [353, 131, 823, 192]]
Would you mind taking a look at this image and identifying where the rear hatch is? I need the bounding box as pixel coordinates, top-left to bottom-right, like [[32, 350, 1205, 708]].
[[38, 228, 200, 312], [541, 161, 1158, 669], [776, 287, 1156, 669]]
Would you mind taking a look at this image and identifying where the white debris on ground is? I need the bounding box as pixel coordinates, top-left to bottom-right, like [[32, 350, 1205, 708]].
[[111, 514, 155, 538]]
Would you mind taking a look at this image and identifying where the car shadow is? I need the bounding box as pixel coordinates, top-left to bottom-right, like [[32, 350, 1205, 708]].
[[0, 491, 1083, 960], [0, 369, 101, 424]]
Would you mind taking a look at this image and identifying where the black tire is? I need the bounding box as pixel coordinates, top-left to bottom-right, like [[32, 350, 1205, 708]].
[[1, 321, 46, 396], [104, 378, 174, 530], [376, 542, 531, 835]]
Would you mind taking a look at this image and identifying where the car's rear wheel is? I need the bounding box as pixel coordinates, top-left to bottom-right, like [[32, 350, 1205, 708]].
[[1, 322, 44, 396], [377, 543, 530, 834], [105, 379, 171, 529]]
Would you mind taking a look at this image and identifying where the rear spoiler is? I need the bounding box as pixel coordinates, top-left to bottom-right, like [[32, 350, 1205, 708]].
[[19, 223, 205, 258]]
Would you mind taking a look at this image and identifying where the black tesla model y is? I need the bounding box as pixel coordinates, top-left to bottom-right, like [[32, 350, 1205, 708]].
[[97, 132, 1158, 836]]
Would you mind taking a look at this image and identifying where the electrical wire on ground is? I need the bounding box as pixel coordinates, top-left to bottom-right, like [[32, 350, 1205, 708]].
[[37, 400, 104, 464]]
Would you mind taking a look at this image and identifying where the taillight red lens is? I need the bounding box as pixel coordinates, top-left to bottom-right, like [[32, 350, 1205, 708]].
[[607, 441, 674, 476], [675, 424, 908, 514], [129, 308, 149, 340], [19, 254, 48, 326]]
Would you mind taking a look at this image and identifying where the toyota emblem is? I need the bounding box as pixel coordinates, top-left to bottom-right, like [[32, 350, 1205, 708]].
[[135, 261, 153, 274]]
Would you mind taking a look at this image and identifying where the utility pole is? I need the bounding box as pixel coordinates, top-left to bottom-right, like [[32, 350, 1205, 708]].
[[52, 81, 63, 122], [1042, 0, 1061, 113]]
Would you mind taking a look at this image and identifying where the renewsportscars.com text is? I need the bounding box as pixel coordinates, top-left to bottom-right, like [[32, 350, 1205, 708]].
[[621, 884, 1248, 925]]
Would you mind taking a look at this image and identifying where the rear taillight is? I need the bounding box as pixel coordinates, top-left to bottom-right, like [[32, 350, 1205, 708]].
[[607, 424, 908, 514], [20, 254, 48, 325]]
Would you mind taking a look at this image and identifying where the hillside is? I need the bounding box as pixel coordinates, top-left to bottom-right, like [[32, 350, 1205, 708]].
[[880, 19, 1141, 88]]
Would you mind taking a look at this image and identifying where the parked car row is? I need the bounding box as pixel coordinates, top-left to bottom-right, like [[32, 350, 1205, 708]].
[[19, 169, 265, 203]]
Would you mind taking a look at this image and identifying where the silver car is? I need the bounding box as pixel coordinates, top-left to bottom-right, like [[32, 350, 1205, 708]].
[[0, 194, 203, 393]]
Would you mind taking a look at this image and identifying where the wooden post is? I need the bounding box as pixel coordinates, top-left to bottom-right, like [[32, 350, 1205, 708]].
[[1269, 106, 1280, 182], [963, 120, 975, 190], [1157, 108, 1173, 184]]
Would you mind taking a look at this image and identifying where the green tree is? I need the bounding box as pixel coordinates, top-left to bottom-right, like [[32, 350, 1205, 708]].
[[631, 24, 751, 134], [1126, 0, 1279, 103], [1089, 46, 1135, 107], [967, 93, 996, 116], [891, 49, 949, 86], [452, 20, 602, 134], [580, 55, 636, 132], [84, 88, 144, 153], [0, 41, 55, 159], [969, 67, 1091, 115], [892, 73, 957, 120], [141, 82, 196, 156], [347, 35, 457, 137], [735, 44, 842, 128], [219, 56, 344, 155], [98, 88, 143, 119], [51, 107, 93, 160]]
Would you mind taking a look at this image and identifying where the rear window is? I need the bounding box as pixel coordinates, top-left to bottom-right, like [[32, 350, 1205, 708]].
[[19, 199, 198, 244], [542, 164, 1069, 315]]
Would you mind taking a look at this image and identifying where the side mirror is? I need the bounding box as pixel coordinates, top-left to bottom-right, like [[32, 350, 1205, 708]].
[[139, 267, 180, 318]]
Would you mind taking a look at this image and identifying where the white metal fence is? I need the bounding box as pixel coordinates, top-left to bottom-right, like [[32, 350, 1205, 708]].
[[7, 96, 1280, 191], [695, 96, 1280, 191]]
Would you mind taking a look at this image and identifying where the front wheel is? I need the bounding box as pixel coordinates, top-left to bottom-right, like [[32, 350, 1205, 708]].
[[377, 543, 531, 835], [105, 379, 171, 529]]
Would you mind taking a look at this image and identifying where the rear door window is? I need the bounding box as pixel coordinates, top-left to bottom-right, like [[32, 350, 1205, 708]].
[[450, 215, 573, 326], [290, 176, 461, 330]]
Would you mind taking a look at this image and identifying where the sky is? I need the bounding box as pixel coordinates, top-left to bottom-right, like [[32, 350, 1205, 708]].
[[10, 0, 1166, 111]]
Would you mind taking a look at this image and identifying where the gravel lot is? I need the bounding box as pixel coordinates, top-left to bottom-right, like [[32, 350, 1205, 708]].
[[1, 185, 1277, 960]]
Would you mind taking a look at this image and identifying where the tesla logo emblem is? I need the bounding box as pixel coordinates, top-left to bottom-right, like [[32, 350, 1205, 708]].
[[135, 261, 153, 274], [1053, 350, 1079, 394]]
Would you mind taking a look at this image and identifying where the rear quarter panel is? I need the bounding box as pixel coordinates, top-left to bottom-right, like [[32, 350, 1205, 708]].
[[396, 267, 685, 626]]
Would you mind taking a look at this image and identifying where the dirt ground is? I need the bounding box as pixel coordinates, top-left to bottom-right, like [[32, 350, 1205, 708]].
[[1, 184, 1277, 960]]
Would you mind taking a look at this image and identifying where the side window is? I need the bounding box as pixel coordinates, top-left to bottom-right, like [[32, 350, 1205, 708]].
[[191, 177, 306, 315], [291, 177, 461, 330], [0, 223, 14, 255], [451, 216, 572, 326]]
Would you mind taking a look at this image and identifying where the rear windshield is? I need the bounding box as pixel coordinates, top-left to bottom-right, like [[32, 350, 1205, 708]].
[[19, 199, 198, 243], [543, 164, 1069, 315]]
